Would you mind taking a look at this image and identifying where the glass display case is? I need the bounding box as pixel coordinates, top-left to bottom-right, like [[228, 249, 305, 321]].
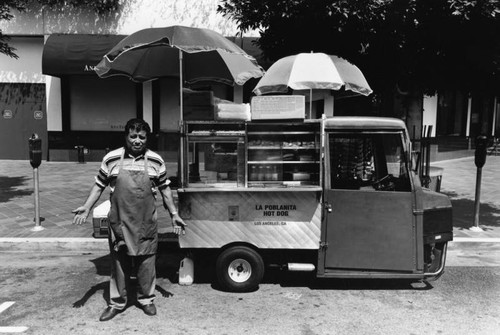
[[183, 121, 246, 187], [182, 121, 321, 188], [246, 122, 321, 187]]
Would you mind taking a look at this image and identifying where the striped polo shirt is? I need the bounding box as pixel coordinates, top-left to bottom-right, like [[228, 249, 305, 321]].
[[95, 147, 170, 193]]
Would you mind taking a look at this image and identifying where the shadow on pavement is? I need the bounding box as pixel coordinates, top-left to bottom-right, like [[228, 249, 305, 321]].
[[84, 245, 442, 293], [89, 254, 111, 276], [0, 176, 32, 202], [87, 246, 182, 281], [72, 280, 174, 309], [72, 281, 109, 308], [73, 252, 177, 308], [444, 192, 500, 230], [264, 270, 433, 291], [156, 243, 184, 283]]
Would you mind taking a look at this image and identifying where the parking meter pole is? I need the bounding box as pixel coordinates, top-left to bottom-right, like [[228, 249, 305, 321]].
[[28, 133, 44, 232], [471, 167, 483, 231], [31, 167, 44, 231], [470, 135, 488, 232]]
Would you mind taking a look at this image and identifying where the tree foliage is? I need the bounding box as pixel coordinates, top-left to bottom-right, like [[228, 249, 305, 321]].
[[36, 0, 120, 14], [0, 0, 26, 58], [218, 0, 500, 95], [0, 0, 119, 58]]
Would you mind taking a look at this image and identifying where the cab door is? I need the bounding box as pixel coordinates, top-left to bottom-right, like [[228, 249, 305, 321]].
[[323, 131, 416, 272]]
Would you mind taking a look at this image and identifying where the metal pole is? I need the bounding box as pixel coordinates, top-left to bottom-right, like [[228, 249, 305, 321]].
[[425, 125, 433, 180], [179, 49, 184, 187], [420, 125, 427, 179], [179, 48, 183, 122], [471, 167, 484, 232], [309, 88, 312, 119], [31, 167, 44, 231]]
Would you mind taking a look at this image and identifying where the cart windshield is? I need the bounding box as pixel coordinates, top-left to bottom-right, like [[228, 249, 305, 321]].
[[328, 132, 411, 192]]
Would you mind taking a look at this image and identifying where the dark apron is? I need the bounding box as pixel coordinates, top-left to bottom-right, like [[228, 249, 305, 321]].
[[108, 151, 158, 256]]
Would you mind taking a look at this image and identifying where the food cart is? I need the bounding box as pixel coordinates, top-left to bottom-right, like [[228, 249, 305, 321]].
[[176, 94, 453, 292]]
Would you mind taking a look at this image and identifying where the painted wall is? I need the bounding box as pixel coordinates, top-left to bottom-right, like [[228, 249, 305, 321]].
[[422, 95, 437, 137], [159, 78, 181, 132], [142, 81, 153, 128], [45, 76, 62, 131], [0, 83, 47, 160]]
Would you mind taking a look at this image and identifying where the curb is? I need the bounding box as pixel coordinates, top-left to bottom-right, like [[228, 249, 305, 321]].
[[1, 237, 499, 252], [451, 237, 500, 243], [432, 156, 474, 164], [0, 238, 109, 252]]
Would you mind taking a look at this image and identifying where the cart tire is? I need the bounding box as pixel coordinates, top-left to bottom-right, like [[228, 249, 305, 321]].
[[216, 246, 264, 292]]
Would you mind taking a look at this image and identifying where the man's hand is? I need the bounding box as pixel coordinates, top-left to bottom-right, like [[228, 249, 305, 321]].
[[172, 214, 187, 235], [72, 207, 90, 225]]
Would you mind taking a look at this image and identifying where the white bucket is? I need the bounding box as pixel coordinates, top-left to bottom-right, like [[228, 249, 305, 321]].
[[179, 256, 194, 286]]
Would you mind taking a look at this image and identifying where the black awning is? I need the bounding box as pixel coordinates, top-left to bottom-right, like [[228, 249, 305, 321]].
[[42, 34, 126, 77]]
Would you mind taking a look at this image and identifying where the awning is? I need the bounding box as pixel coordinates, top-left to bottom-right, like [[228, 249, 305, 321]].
[[42, 34, 126, 77]]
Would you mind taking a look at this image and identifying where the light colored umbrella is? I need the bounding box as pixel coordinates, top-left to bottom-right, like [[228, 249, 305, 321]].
[[253, 52, 372, 96], [253, 52, 372, 116]]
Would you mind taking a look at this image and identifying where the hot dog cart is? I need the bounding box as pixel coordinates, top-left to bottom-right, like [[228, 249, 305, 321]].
[[176, 95, 453, 292]]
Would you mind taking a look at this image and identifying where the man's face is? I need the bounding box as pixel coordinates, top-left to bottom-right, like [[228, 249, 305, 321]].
[[125, 129, 147, 157]]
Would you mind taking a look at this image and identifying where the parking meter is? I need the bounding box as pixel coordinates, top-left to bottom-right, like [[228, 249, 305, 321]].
[[474, 135, 488, 168], [28, 133, 44, 231], [28, 133, 42, 168], [472, 135, 488, 231]]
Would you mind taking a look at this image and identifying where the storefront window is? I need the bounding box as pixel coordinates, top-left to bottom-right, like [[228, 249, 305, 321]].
[[69, 76, 137, 131]]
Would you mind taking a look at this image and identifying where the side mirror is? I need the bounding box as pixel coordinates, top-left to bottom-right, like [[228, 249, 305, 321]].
[[474, 135, 488, 168], [28, 133, 42, 168]]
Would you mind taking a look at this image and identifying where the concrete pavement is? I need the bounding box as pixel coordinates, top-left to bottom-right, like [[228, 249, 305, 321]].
[[0, 159, 178, 251], [433, 156, 500, 240], [0, 156, 499, 250]]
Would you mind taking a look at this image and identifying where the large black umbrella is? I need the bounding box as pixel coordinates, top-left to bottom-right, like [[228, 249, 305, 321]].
[[95, 25, 264, 85], [95, 25, 264, 182]]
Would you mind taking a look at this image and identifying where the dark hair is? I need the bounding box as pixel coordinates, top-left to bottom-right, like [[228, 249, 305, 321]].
[[124, 118, 151, 135]]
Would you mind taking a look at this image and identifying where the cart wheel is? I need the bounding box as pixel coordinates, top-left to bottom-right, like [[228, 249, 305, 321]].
[[216, 246, 264, 292]]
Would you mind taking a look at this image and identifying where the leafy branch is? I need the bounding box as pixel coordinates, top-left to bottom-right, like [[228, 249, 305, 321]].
[[37, 0, 120, 15], [1, 0, 120, 58]]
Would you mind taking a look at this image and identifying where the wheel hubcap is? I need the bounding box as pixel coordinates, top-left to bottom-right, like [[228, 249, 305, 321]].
[[228, 258, 252, 283]]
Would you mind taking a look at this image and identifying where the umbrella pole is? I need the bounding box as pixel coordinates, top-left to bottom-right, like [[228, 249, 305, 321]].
[[179, 49, 185, 187], [179, 49, 184, 122], [309, 88, 312, 119]]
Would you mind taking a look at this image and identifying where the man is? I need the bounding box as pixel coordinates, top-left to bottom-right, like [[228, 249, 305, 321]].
[[72, 118, 186, 321]]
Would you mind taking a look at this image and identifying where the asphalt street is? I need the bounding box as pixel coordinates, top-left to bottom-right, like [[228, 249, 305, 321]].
[[0, 247, 498, 335]]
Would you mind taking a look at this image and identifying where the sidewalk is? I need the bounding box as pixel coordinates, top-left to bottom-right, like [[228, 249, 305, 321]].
[[0, 156, 499, 249], [433, 155, 500, 240]]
